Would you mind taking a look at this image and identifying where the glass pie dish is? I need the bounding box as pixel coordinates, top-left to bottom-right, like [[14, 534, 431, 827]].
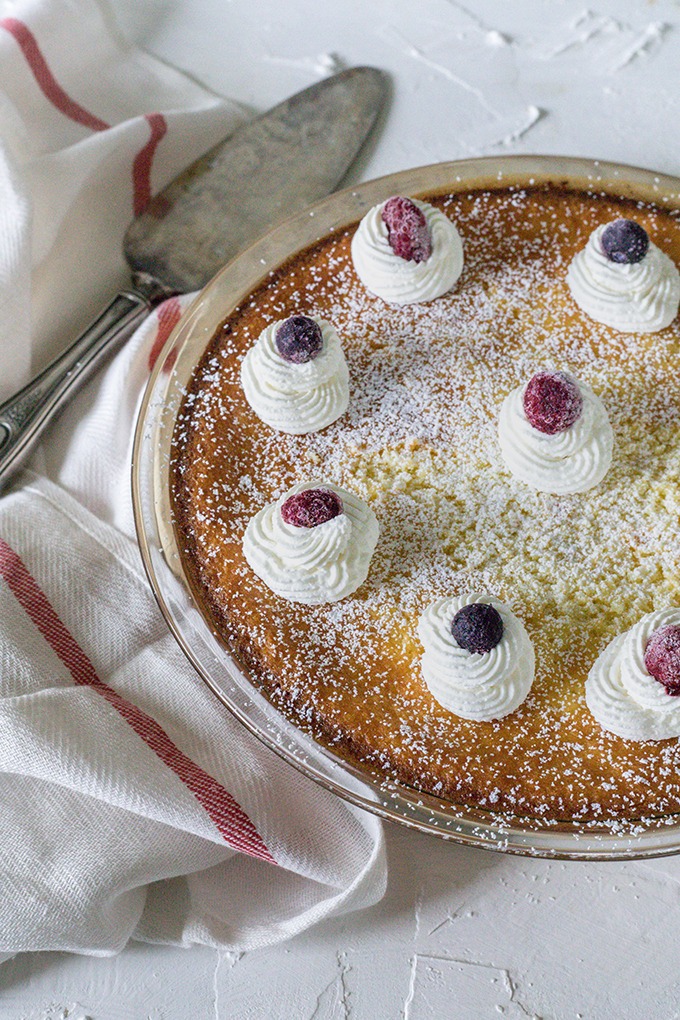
[[132, 154, 680, 860]]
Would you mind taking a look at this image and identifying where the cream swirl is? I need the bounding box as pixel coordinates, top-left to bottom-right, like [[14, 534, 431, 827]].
[[498, 378, 613, 494], [350, 197, 464, 304], [567, 224, 680, 333], [240, 318, 349, 434], [242, 481, 379, 605], [586, 608, 680, 741], [417, 593, 535, 721]]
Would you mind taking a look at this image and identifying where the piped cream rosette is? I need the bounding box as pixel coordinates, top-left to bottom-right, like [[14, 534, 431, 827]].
[[240, 318, 349, 434], [350, 197, 464, 304], [242, 481, 379, 605], [586, 608, 680, 741], [566, 224, 680, 333], [417, 593, 535, 721], [498, 378, 613, 494]]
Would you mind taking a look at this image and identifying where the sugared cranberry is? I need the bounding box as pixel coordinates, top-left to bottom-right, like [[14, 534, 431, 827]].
[[275, 315, 323, 364], [381, 196, 432, 263], [600, 219, 649, 265], [280, 488, 343, 529], [523, 371, 583, 435], [644, 624, 680, 696], [451, 603, 504, 655]]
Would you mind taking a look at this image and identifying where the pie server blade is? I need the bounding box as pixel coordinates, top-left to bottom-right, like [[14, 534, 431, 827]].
[[0, 66, 388, 488], [126, 66, 388, 293]]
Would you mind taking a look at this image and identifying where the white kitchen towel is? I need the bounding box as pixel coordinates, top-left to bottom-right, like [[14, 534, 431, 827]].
[[0, 0, 386, 958]]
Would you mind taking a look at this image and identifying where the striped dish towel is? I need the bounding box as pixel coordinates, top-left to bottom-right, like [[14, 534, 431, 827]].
[[0, 0, 385, 959]]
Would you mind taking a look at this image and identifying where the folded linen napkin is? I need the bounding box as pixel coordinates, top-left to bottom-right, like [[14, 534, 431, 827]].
[[0, 0, 386, 959]]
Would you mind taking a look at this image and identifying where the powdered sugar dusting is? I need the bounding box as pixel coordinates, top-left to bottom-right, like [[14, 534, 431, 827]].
[[173, 185, 680, 828]]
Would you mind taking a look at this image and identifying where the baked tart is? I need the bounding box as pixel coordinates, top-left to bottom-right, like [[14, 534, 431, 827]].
[[162, 161, 680, 842]]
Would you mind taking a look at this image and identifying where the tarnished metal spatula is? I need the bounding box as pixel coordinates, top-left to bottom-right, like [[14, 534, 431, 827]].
[[0, 66, 387, 489]]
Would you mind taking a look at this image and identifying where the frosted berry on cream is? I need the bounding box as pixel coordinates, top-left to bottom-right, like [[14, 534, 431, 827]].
[[644, 625, 680, 696], [586, 609, 680, 741], [523, 371, 583, 435], [381, 196, 432, 262], [274, 315, 324, 363], [280, 487, 343, 528], [567, 219, 680, 333], [498, 370, 613, 494], [451, 602, 504, 654], [417, 593, 535, 722], [240, 315, 349, 434], [351, 195, 463, 305], [242, 481, 379, 605], [601, 219, 649, 264]]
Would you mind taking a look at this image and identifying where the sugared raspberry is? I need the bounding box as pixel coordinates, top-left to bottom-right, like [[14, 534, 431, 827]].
[[451, 603, 504, 655], [381, 196, 432, 263], [644, 624, 680, 696], [601, 219, 649, 265], [523, 371, 583, 435], [275, 315, 323, 364], [280, 488, 343, 528]]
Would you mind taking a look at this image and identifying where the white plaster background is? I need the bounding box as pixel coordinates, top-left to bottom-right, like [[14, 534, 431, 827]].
[[2, 0, 680, 1017]]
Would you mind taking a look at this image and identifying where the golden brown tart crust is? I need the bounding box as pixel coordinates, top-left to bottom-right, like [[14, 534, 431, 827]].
[[171, 185, 680, 825]]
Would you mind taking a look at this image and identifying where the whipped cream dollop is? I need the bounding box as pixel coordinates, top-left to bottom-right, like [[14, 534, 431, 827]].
[[586, 608, 680, 741], [417, 593, 535, 721], [566, 224, 680, 333], [242, 481, 379, 605], [350, 197, 464, 304], [498, 377, 613, 494], [240, 318, 349, 434]]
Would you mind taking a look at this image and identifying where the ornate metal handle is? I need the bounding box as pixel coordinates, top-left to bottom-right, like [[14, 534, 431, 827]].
[[0, 290, 152, 490]]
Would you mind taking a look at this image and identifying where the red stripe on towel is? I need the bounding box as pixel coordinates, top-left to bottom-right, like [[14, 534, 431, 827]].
[[1, 18, 110, 131], [148, 296, 183, 372], [0, 538, 275, 864], [133, 112, 167, 216], [2, 21, 169, 220]]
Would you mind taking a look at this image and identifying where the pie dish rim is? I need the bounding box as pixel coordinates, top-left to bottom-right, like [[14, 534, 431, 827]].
[[132, 153, 680, 860]]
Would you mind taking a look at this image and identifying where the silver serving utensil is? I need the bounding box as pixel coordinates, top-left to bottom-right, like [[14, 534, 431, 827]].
[[0, 66, 387, 489]]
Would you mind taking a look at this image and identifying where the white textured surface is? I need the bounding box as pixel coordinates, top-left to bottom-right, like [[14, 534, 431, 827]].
[[5, 826, 680, 1017], [4, 0, 680, 1016]]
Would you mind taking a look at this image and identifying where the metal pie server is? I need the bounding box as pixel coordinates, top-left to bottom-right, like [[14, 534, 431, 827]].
[[0, 66, 387, 489]]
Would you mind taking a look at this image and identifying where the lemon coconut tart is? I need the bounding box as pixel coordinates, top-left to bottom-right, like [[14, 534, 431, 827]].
[[170, 181, 680, 832]]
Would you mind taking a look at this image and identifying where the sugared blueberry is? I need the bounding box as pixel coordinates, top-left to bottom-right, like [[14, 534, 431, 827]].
[[451, 602, 504, 655], [381, 196, 432, 264], [523, 371, 583, 435], [600, 219, 649, 265], [280, 488, 343, 529], [644, 624, 680, 696], [275, 315, 324, 364]]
